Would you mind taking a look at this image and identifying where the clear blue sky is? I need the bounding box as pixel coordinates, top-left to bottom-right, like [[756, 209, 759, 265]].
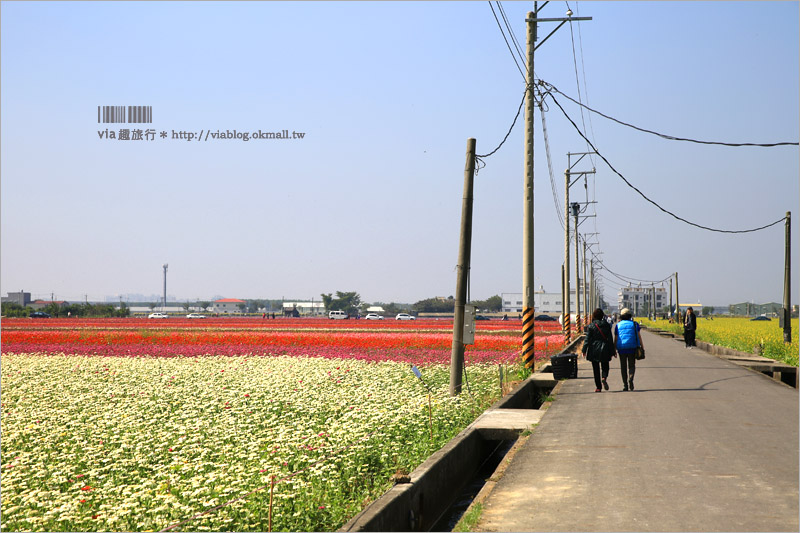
[[2, 1, 798, 308]]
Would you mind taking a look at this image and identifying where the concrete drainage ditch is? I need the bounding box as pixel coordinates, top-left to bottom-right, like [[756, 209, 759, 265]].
[[340, 348, 580, 533]]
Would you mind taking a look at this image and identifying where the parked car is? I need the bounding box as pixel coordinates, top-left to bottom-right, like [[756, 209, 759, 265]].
[[535, 315, 558, 322], [186, 313, 206, 319], [329, 310, 348, 320], [750, 315, 771, 321], [395, 313, 416, 320], [29, 311, 51, 318], [475, 315, 490, 320], [365, 313, 384, 320], [148, 312, 169, 319]]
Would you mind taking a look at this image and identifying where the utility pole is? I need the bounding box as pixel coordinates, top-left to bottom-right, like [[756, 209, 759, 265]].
[[450, 138, 476, 395], [563, 169, 571, 341], [524, 4, 591, 361], [163, 263, 168, 312], [583, 239, 588, 318], [521, 10, 537, 367], [652, 285, 656, 320], [675, 272, 680, 325], [783, 211, 792, 343], [572, 203, 581, 333], [669, 278, 673, 321]]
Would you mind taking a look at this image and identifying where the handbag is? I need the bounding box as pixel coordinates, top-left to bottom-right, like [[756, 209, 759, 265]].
[[634, 326, 645, 359]]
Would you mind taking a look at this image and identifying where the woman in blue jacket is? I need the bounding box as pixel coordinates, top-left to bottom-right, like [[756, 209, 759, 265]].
[[613, 308, 644, 391]]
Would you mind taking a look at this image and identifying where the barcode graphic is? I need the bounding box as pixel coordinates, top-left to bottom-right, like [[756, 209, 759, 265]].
[[97, 105, 152, 123]]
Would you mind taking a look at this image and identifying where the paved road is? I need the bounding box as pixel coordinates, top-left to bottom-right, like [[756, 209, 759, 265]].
[[477, 329, 799, 532]]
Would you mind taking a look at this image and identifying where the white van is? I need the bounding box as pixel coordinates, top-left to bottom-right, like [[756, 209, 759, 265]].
[[329, 310, 348, 320]]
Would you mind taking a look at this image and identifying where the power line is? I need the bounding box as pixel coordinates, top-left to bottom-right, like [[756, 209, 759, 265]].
[[476, 86, 527, 160], [540, 101, 565, 229], [488, 1, 525, 81], [541, 80, 799, 148], [496, 2, 527, 70], [545, 90, 789, 234]]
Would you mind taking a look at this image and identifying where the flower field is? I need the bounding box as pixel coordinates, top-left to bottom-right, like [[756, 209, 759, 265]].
[[638, 316, 799, 366], [1, 318, 563, 532]]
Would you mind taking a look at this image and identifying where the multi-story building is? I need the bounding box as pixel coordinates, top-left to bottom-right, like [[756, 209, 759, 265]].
[[502, 288, 581, 315], [618, 285, 668, 316], [1, 291, 31, 307]]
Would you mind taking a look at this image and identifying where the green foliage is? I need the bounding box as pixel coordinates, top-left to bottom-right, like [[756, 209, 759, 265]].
[[454, 503, 483, 532], [413, 297, 455, 313], [1, 302, 29, 317], [471, 295, 502, 312], [321, 291, 362, 315]]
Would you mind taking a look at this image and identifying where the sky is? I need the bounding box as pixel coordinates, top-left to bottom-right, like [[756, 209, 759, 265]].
[[1, 1, 798, 308]]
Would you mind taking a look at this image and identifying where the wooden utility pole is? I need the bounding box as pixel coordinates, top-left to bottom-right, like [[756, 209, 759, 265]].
[[783, 211, 792, 343], [450, 138, 476, 395]]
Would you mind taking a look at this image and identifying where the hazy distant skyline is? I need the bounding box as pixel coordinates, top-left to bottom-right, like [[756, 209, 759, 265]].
[[2, 1, 798, 308]]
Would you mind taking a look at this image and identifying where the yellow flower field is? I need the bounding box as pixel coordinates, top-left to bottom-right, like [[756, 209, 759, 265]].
[[638, 317, 799, 366]]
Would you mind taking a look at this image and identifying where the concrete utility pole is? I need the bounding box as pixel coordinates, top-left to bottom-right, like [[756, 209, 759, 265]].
[[783, 211, 792, 343], [450, 138, 476, 396], [163, 263, 168, 312], [669, 278, 673, 321], [583, 239, 588, 318], [675, 272, 680, 325], [524, 4, 591, 363], [521, 10, 537, 367], [563, 169, 571, 341], [572, 203, 581, 332]]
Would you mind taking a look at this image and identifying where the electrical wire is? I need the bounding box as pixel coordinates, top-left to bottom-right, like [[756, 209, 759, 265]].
[[488, 1, 526, 81], [476, 86, 528, 160], [545, 90, 789, 234], [540, 101, 565, 229], [497, 1, 527, 71], [541, 80, 799, 148]]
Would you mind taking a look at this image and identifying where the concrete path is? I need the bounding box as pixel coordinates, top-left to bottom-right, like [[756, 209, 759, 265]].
[[476, 329, 799, 532]]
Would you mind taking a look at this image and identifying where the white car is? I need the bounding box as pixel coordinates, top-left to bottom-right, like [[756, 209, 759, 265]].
[[186, 313, 206, 319], [395, 313, 416, 321], [148, 312, 169, 319], [365, 313, 384, 320]]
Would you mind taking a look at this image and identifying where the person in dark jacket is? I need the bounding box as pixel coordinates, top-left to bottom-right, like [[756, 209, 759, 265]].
[[613, 308, 643, 391], [683, 307, 697, 348], [582, 308, 616, 392]]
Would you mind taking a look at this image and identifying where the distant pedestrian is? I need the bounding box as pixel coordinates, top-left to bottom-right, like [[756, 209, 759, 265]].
[[613, 308, 644, 391], [684, 307, 697, 348], [582, 308, 616, 392]]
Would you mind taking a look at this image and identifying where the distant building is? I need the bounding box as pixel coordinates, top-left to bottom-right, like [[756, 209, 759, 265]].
[[729, 302, 783, 316], [2, 291, 31, 307], [212, 298, 246, 314], [618, 286, 669, 317], [502, 288, 579, 315], [282, 301, 325, 316], [29, 300, 68, 310]]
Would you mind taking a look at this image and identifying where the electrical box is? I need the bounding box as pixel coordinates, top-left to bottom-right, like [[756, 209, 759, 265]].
[[463, 305, 476, 345]]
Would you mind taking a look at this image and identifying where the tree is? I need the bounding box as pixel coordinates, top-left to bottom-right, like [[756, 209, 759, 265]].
[[236, 303, 247, 314], [412, 297, 455, 314], [199, 301, 211, 312], [149, 302, 157, 311], [321, 291, 362, 315], [183, 303, 191, 312], [702, 306, 714, 316]]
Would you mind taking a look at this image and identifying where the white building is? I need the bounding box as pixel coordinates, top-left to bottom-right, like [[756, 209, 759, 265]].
[[617, 286, 668, 316], [212, 298, 246, 314], [282, 301, 326, 316], [502, 288, 580, 315]]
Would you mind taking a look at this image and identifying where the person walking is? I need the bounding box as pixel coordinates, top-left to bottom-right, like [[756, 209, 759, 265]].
[[613, 308, 644, 391], [684, 307, 697, 348], [582, 308, 616, 392]]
